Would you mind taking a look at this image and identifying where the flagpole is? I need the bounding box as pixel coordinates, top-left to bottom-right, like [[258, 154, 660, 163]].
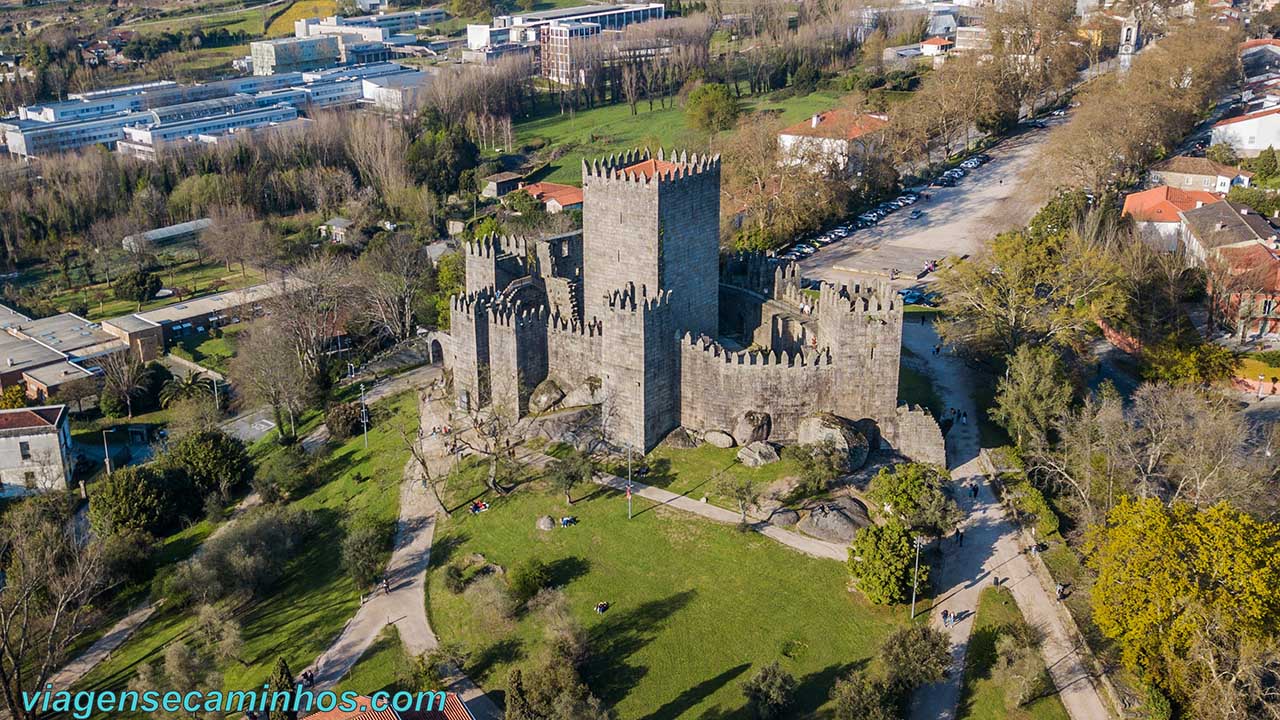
[[627, 445, 633, 520]]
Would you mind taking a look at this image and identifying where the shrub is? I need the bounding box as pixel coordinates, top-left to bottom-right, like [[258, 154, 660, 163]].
[[101, 526, 157, 585], [165, 429, 251, 500], [741, 661, 797, 719], [686, 83, 740, 132], [326, 402, 364, 441], [868, 463, 961, 536], [848, 522, 922, 606], [255, 445, 312, 501], [991, 622, 1048, 709], [508, 558, 552, 605], [468, 574, 516, 620], [99, 391, 128, 419], [1002, 478, 1060, 538], [880, 625, 951, 698], [169, 506, 313, 606], [443, 564, 466, 594], [89, 464, 194, 536], [342, 515, 395, 588]]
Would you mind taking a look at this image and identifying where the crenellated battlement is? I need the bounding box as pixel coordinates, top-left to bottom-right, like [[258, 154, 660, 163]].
[[450, 289, 495, 315], [604, 282, 672, 314], [547, 308, 603, 338], [486, 301, 549, 330], [818, 281, 899, 315], [582, 147, 721, 187], [680, 333, 833, 369], [466, 233, 531, 260]]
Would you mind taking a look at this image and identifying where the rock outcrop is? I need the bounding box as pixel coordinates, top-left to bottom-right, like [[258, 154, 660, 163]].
[[705, 429, 736, 448], [737, 441, 780, 467], [798, 413, 870, 470], [732, 411, 772, 446]]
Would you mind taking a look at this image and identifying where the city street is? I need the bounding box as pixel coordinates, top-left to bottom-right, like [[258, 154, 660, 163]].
[[798, 121, 1063, 287]]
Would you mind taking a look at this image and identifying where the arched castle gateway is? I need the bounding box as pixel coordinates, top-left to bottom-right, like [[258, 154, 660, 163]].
[[447, 149, 942, 460]]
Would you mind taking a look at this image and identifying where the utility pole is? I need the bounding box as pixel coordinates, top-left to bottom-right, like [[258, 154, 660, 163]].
[[910, 536, 924, 619], [626, 445, 633, 520], [360, 383, 369, 449]]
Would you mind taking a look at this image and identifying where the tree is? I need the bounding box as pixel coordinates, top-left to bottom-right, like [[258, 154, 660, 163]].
[[356, 233, 438, 343], [167, 396, 223, 440], [717, 474, 760, 524], [1144, 342, 1240, 386], [879, 625, 952, 698], [1253, 146, 1278, 181], [129, 643, 223, 720], [342, 515, 394, 589], [199, 204, 259, 276], [231, 322, 307, 443], [160, 370, 213, 408], [98, 351, 146, 418], [741, 661, 797, 720], [1084, 497, 1280, 697], [991, 344, 1073, 449], [1206, 143, 1239, 167], [165, 429, 252, 501], [784, 440, 850, 496], [848, 522, 923, 605], [89, 464, 190, 536], [193, 604, 245, 665], [0, 494, 108, 720], [831, 669, 895, 720], [0, 384, 26, 409], [112, 269, 161, 312], [546, 448, 593, 506], [326, 402, 364, 441], [508, 558, 551, 605], [867, 463, 961, 536], [268, 255, 353, 392], [686, 83, 740, 132], [935, 228, 1124, 356]]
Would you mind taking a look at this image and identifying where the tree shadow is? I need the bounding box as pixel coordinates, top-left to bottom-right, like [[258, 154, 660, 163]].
[[640, 664, 751, 720], [792, 660, 866, 718], [546, 555, 590, 587], [429, 532, 469, 568], [584, 589, 697, 706], [467, 637, 524, 684]]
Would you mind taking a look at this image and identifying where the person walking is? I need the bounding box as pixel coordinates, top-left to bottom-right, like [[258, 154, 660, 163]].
[[957, 530, 964, 546], [941, 609, 951, 628]]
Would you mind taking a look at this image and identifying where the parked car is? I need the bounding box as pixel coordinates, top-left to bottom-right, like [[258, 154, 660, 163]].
[[932, 177, 955, 187], [909, 209, 923, 219], [960, 159, 981, 170], [974, 153, 991, 163], [794, 244, 817, 257], [1050, 109, 1066, 117], [897, 288, 940, 306]]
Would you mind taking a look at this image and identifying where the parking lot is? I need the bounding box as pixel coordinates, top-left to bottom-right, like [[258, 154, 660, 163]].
[[794, 119, 1063, 289]]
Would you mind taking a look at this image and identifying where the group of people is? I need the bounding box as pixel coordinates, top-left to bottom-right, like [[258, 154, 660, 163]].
[[594, 601, 610, 614], [941, 609, 960, 628], [427, 424, 453, 437]]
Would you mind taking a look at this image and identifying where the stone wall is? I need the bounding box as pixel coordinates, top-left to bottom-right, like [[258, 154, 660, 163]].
[[817, 282, 903, 423], [677, 334, 839, 440], [600, 284, 679, 451], [889, 405, 946, 467], [485, 304, 548, 419], [449, 292, 492, 411]]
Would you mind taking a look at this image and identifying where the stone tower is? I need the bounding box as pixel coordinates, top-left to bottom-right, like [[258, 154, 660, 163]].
[[1118, 16, 1140, 72], [581, 149, 721, 339]]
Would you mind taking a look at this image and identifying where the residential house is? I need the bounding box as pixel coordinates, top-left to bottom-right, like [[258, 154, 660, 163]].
[[481, 171, 523, 198], [777, 109, 890, 173], [1180, 200, 1280, 338], [319, 216, 355, 243], [921, 36, 954, 57], [1147, 156, 1252, 194], [1210, 106, 1280, 157], [1122, 185, 1221, 250], [1240, 38, 1280, 78], [0, 404, 72, 495], [516, 181, 584, 214]]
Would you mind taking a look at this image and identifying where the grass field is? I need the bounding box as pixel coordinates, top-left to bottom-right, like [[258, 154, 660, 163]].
[[1240, 356, 1280, 384], [39, 260, 265, 322], [175, 321, 251, 376], [956, 587, 1071, 720], [267, 0, 337, 36], [75, 391, 416, 712], [126, 5, 269, 35], [426, 469, 904, 719], [598, 444, 802, 511], [515, 87, 882, 185]]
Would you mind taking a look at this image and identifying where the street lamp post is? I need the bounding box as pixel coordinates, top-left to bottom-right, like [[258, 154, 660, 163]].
[[910, 536, 924, 619], [626, 446, 633, 520], [360, 383, 369, 449], [102, 427, 117, 475], [1260, 375, 1266, 402]]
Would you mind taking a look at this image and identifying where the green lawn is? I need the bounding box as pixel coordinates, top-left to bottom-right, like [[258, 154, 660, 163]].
[[426, 469, 904, 719], [125, 5, 269, 35], [75, 391, 416, 710], [175, 321, 251, 376], [602, 444, 802, 511], [899, 361, 944, 421], [957, 587, 1071, 720], [515, 87, 877, 185], [48, 260, 265, 322]]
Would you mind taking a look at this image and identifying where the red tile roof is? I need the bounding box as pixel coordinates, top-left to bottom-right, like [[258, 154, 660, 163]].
[[0, 405, 64, 431], [518, 182, 583, 209], [1239, 38, 1280, 53], [1218, 243, 1280, 292], [921, 36, 953, 46], [1213, 105, 1280, 128], [1122, 186, 1221, 223], [622, 157, 684, 180], [779, 109, 889, 141]]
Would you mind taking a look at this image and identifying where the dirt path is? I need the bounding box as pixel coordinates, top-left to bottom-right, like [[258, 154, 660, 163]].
[[902, 322, 1111, 720]]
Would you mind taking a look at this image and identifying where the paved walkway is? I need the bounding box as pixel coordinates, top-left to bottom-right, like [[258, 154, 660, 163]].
[[307, 386, 500, 720], [903, 322, 1111, 720], [591, 473, 847, 561], [46, 603, 156, 691]]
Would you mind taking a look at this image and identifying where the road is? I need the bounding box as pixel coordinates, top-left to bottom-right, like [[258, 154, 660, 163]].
[[798, 121, 1062, 287]]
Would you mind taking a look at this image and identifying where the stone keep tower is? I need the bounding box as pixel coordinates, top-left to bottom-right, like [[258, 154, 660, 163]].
[[581, 149, 721, 339]]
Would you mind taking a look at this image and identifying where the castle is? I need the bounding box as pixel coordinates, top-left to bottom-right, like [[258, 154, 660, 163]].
[[445, 149, 942, 459]]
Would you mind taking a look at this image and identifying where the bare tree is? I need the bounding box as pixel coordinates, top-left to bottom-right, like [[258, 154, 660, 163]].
[[0, 496, 108, 720], [230, 321, 307, 442], [269, 256, 354, 387], [98, 351, 146, 419], [357, 233, 436, 343]]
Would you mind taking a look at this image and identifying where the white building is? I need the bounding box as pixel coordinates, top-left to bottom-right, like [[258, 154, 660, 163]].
[[0, 405, 72, 495], [465, 3, 664, 51], [1211, 107, 1280, 158], [778, 110, 889, 172]]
